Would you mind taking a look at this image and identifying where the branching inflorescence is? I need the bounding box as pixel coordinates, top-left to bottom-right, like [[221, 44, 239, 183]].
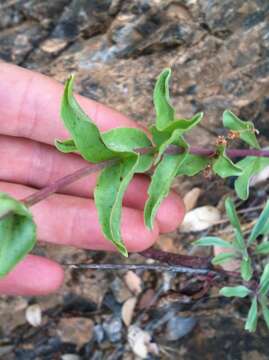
[[0, 69, 269, 332]]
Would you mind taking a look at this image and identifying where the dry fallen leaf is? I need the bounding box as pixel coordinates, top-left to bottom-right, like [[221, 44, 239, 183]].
[[124, 271, 142, 295], [122, 297, 137, 327], [25, 304, 42, 327], [183, 187, 202, 212], [180, 205, 221, 232]]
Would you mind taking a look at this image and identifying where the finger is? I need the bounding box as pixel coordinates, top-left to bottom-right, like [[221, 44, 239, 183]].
[[0, 255, 64, 296], [0, 135, 185, 232], [0, 182, 159, 252], [0, 63, 139, 144]]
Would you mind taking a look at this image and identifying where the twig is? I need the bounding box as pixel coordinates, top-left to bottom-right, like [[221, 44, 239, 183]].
[[140, 248, 211, 269], [65, 263, 214, 275]]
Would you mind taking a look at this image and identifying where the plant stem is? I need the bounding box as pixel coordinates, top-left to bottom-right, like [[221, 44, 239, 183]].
[[23, 159, 117, 207], [165, 145, 269, 158], [20, 145, 269, 208]]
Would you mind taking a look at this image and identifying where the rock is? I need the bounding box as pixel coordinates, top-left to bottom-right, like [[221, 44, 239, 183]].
[[183, 187, 202, 212], [128, 325, 152, 359], [166, 316, 197, 341], [93, 324, 105, 344], [124, 271, 142, 295], [57, 318, 94, 347], [25, 304, 42, 327], [62, 355, 81, 360], [110, 277, 133, 303], [180, 206, 221, 232], [121, 297, 137, 327], [138, 289, 155, 309], [103, 316, 122, 343]]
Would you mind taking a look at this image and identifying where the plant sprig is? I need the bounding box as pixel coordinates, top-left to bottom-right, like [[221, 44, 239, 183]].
[[194, 198, 269, 332], [0, 68, 269, 334]]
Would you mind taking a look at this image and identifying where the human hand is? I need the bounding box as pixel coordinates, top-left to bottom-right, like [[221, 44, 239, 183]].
[[0, 63, 185, 295]]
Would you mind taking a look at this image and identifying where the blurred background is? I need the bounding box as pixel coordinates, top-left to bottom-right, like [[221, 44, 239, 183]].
[[0, 0, 269, 359]]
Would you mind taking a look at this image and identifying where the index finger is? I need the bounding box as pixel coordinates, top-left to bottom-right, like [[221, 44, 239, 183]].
[[0, 63, 138, 145]]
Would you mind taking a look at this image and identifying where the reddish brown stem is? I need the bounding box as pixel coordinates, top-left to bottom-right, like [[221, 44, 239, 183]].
[[23, 159, 117, 207]]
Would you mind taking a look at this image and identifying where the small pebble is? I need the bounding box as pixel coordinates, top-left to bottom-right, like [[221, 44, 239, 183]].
[[166, 316, 197, 341]]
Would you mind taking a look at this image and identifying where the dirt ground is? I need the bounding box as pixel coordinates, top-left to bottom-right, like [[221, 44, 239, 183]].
[[0, 1, 269, 359]]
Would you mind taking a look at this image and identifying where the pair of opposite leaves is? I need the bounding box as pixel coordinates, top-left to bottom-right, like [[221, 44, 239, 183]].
[[56, 69, 267, 256]]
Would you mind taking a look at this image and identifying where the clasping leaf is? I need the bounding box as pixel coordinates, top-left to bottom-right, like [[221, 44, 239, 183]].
[[213, 145, 242, 178]]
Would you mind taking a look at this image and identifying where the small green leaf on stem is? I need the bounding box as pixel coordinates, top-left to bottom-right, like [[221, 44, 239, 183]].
[[225, 198, 242, 234], [176, 153, 209, 176], [261, 300, 269, 328], [220, 286, 251, 298], [60, 75, 115, 163], [194, 236, 235, 249], [223, 110, 260, 149], [234, 157, 269, 200], [259, 263, 269, 296], [55, 138, 77, 153], [0, 193, 36, 277], [240, 257, 253, 281], [213, 145, 242, 178], [248, 200, 269, 245], [255, 242, 269, 255], [153, 68, 175, 131], [160, 112, 203, 135], [211, 252, 237, 265], [144, 152, 187, 229], [245, 297, 258, 332], [94, 157, 139, 257]]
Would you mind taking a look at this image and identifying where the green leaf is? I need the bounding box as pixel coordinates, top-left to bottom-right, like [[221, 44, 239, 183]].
[[153, 68, 175, 130], [0, 193, 36, 277], [261, 300, 269, 328], [151, 113, 203, 144], [211, 252, 237, 265], [194, 236, 235, 249], [154, 129, 188, 164], [160, 112, 203, 135], [60, 76, 115, 163], [219, 286, 251, 298], [234, 229, 246, 252], [248, 200, 269, 245], [144, 152, 187, 229], [234, 157, 269, 200], [223, 110, 260, 149], [102, 127, 154, 173], [240, 257, 253, 281], [259, 263, 269, 296], [255, 242, 269, 255], [55, 139, 77, 153], [102, 128, 152, 153], [245, 297, 258, 332], [225, 198, 241, 234], [176, 153, 209, 176], [94, 157, 139, 257], [213, 145, 243, 178]]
